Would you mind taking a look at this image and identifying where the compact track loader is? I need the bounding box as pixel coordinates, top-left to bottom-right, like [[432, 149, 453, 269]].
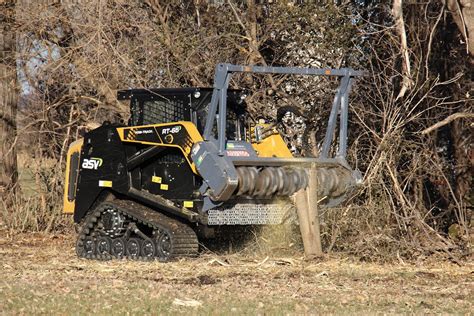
[[64, 64, 364, 261]]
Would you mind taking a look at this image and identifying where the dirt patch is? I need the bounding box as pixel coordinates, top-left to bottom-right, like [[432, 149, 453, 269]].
[[0, 232, 472, 314]]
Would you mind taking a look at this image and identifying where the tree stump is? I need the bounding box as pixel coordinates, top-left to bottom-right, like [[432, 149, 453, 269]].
[[295, 163, 322, 257]]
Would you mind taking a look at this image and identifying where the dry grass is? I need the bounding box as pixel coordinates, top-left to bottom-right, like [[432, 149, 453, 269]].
[[0, 155, 72, 234], [0, 232, 472, 315]]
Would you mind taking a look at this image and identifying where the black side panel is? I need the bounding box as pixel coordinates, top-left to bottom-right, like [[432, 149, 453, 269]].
[[139, 148, 200, 201], [73, 125, 129, 222]]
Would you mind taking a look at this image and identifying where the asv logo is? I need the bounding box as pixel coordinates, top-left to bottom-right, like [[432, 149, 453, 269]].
[[161, 126, 181, 135], [82, 157, 103, 170]]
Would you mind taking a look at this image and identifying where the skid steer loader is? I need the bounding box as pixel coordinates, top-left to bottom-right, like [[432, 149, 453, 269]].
[[63, 63, 364, 261]]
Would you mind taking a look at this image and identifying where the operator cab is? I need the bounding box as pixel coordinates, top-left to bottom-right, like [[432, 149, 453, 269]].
[[117, 88, 247, 141], [116, 88, 249, 202]]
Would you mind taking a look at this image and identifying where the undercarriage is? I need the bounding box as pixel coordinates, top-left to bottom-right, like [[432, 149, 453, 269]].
[[76, 200, 199, 261]]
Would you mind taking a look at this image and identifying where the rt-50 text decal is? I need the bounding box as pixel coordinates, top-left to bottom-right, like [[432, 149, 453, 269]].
[[161, 126, 182, 135]]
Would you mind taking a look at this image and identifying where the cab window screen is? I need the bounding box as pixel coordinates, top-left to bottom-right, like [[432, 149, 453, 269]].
[[142, 99, 185, 124], [67, 152, 79, 201], [130, 98, 141, 125]]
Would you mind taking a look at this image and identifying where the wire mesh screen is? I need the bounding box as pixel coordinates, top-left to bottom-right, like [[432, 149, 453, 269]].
[[141, 98, 186, 125], [130, 98, 141, 126]]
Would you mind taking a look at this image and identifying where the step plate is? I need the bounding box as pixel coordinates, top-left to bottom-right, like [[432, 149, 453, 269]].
[[207, 200, 293, 225]]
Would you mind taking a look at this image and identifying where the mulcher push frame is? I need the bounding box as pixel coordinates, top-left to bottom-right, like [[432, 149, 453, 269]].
[[204, 63, 365, 163]]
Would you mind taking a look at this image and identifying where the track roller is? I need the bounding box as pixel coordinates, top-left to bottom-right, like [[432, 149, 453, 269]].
[[141, 239, 156, 259], [97, 236, 112, 256], [111, 238, 126, 258], [126, 238, 141, 259]]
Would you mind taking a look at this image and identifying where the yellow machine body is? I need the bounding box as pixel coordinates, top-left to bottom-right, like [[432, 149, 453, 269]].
[[250, 123, 293, 158], [63, 120, 293, 214], [116, 121, 204, 174], [63, 139, 83, 214]]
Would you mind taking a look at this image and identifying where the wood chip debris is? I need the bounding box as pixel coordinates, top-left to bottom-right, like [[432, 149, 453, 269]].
[[207, 258, 231, 266], [172, 298, 203, 307], [274, 258, 297, 265]]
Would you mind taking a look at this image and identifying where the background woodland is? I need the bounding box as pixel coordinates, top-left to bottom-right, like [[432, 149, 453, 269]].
[[0, 0, 472, 261]]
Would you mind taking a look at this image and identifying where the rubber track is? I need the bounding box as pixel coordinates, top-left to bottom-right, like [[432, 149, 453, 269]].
[[76, 199, 198, 261]]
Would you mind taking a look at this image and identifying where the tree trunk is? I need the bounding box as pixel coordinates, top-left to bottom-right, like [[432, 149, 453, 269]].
[[446, 0, 474, 57], [0, 0, 18, 197], [392, 0, 413, 100], [247, 0, 259, 65]]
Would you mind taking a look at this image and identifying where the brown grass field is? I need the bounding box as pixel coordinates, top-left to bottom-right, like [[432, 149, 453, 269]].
[[0, 231, 472, 315]]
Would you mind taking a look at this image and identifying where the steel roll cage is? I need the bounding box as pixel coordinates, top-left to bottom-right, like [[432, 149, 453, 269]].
[[203, 63, 366, 159]]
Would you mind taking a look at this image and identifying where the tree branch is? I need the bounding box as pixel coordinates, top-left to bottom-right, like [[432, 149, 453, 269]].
[[392, 0, 413, 101], [421, 112, 474, 134]]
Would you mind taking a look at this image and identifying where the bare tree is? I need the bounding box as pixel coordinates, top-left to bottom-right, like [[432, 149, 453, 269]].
[[446, 0, 474, 57], [0, 0, 18, 197]]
